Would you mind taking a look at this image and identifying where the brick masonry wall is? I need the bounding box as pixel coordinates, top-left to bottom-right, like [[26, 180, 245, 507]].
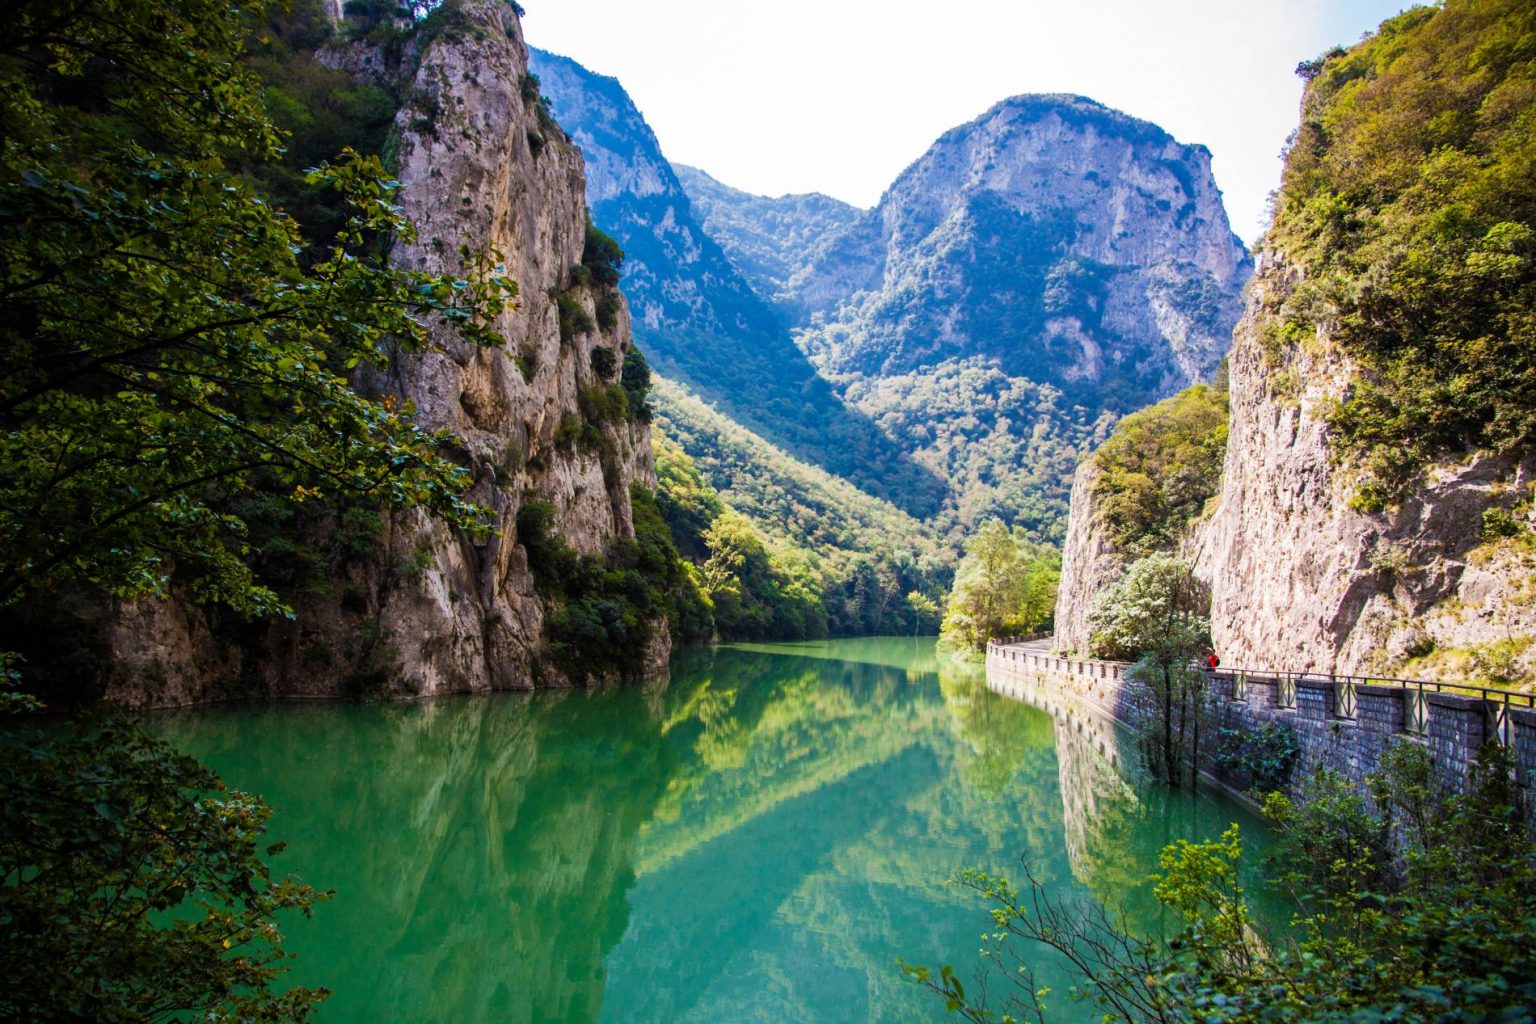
[[986, 644, 1536, 799]]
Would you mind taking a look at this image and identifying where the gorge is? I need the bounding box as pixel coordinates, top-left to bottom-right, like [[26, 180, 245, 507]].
[[4, 0, 1535, 1022]]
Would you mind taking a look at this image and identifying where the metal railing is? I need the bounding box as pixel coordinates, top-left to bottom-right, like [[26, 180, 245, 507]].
[[987, 640, 1535, 747]]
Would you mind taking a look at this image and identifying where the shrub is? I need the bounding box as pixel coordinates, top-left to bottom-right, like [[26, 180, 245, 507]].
[[554, 290, 593, 343], [1214, 721, 1300, 793], [516, 489, 711, 678], [595, 291, 622, 330], [578, 383, 629, 425], [621, 346, 653, 420], [589, 346, 617, 379], [581, 217, 624, 287]]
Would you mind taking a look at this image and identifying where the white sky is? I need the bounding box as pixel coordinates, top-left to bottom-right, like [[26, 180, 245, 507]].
[[521, 1, 1412, 247]]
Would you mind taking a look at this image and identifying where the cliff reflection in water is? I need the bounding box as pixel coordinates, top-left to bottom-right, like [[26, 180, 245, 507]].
[[995, 668, 1279, 922], [155, 639, 1268, 1024]]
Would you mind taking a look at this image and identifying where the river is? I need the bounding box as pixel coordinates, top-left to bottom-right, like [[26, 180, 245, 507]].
[[151, 637, 1273, 1023]]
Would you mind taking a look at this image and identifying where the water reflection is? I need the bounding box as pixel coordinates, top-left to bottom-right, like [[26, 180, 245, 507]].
[[153, 639, 1268, 1024], [991, 667, 1278, 924]]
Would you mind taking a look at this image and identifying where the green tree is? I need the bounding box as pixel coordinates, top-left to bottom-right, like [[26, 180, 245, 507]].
[[1, 0, 515, 1017], [1088, 554, 1211, 785], [906, 590, 942, 636], [940, 519, 1060, 651]]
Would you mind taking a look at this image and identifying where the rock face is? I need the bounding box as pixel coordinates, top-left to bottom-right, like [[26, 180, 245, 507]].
[[105, 1, 662, 705], [795, 95, 1252, 411], [1054, 251, 1536, 681], [1051, 460, 1127, 654], [1191, 254, 1536, 679]]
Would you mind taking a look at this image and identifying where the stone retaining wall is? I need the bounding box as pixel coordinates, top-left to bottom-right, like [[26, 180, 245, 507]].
[[986, 644, 1536, 798]]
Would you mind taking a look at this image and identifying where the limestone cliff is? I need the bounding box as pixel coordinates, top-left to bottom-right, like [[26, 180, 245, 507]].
[[1051, 460, 1126, 655], [792, 94, 1252, 410], [1055, 253, 1536, 680], [1192, 255, 1536, 679], [105, 1, 663, 704]]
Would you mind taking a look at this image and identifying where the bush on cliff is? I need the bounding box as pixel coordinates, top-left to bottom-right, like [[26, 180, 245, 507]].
[[1091, 381, 1228, 555]]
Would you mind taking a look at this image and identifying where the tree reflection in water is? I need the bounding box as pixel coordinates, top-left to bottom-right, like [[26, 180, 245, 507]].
[[154, 639, 1270, 1024]]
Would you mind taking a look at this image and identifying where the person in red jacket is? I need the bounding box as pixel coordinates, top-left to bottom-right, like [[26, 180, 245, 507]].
[[1205, 652, 1220, 671]]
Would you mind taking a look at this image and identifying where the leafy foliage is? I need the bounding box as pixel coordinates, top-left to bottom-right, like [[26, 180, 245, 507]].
[[579, 217, 625, 288], [844, 357, 1116, 546], [1270, 0, 1536, 509], [1213, 721, 1299, 794], [1087, 554, 1210, 663], [939, 519, 1060, 651], [909, 740, 1536, 1023], [1091, 382, 1228, 555], [1089, 554, 1213, 786], [701, 511, 827, 641], [0, 717, 330, 1023], [242, 1, 401, 244], [517, 489, 711, 679]]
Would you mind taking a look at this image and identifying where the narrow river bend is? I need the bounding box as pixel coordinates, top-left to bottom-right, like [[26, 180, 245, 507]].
[[152, 638, 1272, 1023]]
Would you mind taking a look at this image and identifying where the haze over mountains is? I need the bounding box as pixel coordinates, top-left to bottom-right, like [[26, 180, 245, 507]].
[[530, 48, 1251, 546]]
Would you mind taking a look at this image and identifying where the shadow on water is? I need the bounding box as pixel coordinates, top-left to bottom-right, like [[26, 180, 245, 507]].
[[151, 639, 1274, 1024]]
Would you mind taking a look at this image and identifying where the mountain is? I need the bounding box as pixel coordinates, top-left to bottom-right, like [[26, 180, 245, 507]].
[[676, 96, 1250, 540], [682, 97, 1249, 409], [532, 47, 1253, 548], [671, 165, 861, 323], [794, 95, 1252, 407], [527, 48, 945, 518]]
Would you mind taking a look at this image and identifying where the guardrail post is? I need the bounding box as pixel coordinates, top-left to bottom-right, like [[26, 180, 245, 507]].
[[1336, 676, 1358, 720], [1486, 695, 1511, 747], [1404, 683, 1428, 736], [1277, 672, 1296, 710]]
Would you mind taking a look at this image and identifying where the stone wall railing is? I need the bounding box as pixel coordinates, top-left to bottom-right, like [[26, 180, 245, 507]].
[[985, 642, 1536, 797]]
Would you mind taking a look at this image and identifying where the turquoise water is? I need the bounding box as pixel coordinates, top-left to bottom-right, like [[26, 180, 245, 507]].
[[151, 638, 1271, 1023]]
